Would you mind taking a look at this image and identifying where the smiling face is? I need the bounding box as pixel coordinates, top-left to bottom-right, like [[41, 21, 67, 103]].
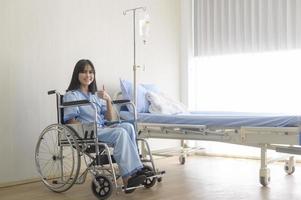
[[78, 64, 95, 89]]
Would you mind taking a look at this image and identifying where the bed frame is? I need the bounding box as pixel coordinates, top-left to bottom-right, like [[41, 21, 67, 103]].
[[136, 122, 301, 186]]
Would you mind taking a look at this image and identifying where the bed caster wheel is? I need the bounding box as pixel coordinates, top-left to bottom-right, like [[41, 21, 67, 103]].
[[260, 176, 270, 187], [285, 165, 295, 175], [259, 168, 270, 187], [142, 165, 157, 188], [179, 155, 186, 165], [284, 156, 295, 175], [91, 175, 113, 200]]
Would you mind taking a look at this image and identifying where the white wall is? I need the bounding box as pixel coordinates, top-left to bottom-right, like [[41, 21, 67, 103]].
[[0, 0, 180, 184]]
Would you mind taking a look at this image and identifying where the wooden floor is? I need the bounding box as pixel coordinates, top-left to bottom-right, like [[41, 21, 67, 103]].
[[1, 155, 301, 200]]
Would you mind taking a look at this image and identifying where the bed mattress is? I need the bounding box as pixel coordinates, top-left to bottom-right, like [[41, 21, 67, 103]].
[[120, 111, 301, 128]]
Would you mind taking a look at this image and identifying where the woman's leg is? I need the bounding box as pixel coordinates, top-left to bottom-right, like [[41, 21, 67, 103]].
[[97, 127, 143, 178], [115, 122, 137, 148]]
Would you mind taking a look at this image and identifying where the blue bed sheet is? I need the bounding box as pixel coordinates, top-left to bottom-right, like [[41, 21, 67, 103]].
[[120, 111, 301, 128]]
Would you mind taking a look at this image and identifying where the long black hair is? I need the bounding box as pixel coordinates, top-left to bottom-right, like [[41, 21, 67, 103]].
[[66, 59, 98, 94]]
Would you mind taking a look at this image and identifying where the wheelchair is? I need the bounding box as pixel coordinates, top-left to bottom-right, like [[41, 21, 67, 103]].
[[35, 90, 165, 199]]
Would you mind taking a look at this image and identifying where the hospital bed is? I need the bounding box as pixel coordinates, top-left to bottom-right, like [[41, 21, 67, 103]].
[[119, 110, 301, 186]]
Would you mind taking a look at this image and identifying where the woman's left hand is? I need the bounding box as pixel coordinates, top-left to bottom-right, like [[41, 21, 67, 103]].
[[97, 85, 111, 101], [97, 90, 111, 101]]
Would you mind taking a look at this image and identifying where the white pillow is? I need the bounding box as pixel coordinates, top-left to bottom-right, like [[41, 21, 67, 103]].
[[119, 79, 149, 113], [146, 91, 188, 114]]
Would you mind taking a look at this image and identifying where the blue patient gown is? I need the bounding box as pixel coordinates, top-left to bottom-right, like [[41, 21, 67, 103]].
[[63, 90, 143, 178]]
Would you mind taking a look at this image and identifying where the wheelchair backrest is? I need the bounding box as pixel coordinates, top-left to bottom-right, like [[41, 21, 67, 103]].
[[58, 94, 96, 140]]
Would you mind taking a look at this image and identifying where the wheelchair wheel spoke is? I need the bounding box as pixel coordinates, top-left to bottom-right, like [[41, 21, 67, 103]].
[[41, 138, 54, 155], [63, 162, 72, 175], [45, 161, 56, 179], [41, 160, 53, 177]]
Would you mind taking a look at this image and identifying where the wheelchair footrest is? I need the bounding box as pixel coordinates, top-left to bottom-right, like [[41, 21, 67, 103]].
[[154, 170, 166, 179]]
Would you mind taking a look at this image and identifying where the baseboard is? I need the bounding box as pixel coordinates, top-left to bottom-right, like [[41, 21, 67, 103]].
[[0, 177, 41, 188]]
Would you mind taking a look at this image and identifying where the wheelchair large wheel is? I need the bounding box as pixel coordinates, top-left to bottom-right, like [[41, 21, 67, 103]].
[[35, 124, 81, 192]]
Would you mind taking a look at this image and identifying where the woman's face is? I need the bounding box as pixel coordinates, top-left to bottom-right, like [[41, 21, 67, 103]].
[[78, 64, 94, 87]]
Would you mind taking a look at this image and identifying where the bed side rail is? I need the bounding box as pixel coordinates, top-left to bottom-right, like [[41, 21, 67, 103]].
[[138, 123, 301, 146]]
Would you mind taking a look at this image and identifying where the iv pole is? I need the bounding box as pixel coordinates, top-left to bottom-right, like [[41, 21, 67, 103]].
[[123, 7, 146, 123]]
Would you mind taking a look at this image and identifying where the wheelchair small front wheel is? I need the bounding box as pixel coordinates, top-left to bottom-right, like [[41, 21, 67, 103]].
[[91, 175, 113, 200], [35, 124, 81, 193], [143, 165, 157, 188]]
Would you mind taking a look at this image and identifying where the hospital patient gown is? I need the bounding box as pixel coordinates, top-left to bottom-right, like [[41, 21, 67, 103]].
[[63, 90, 143, 177]]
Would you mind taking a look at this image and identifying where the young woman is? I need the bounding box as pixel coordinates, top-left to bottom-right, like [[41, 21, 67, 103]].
[[63, 59, 146, 191]]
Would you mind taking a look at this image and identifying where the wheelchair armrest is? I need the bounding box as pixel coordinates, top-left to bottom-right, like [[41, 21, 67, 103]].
[[62, 100, 91, 107], [104, 120, 135, 127], [111, 99, 131, 104], [104, 120, 121, 126]]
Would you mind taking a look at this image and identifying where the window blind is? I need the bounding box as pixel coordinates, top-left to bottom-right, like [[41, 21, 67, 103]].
[[194, 0, 301, 56]]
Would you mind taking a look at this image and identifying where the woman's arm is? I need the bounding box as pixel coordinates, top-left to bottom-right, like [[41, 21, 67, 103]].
[[105, 98, 113, 121], [97, 87, 113, 121]]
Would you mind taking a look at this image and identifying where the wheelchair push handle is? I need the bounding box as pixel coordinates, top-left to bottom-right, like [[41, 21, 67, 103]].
[[48, 90, 56, 95]]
